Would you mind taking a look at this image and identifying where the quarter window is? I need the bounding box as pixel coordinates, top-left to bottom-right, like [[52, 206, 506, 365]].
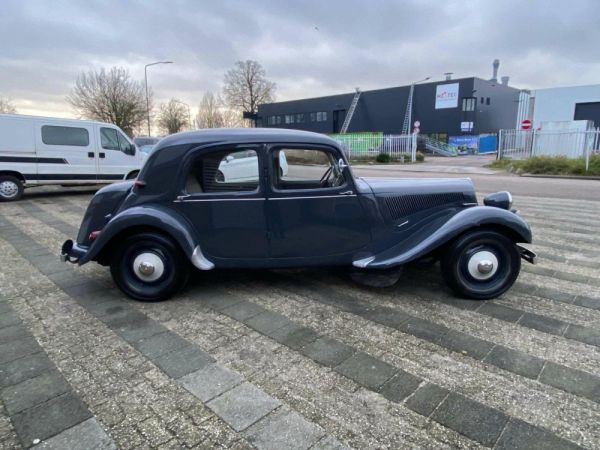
[[41, 125, 89, 146], [185, 148, 259, 194], [272, 148, 345, 190]]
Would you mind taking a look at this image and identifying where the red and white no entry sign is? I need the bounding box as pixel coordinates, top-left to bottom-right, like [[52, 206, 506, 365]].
[[521, 119, 532, 130]]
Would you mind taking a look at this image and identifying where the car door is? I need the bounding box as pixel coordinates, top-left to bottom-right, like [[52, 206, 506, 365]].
[[173, 144, 269, 261], [266, 144, 371, 260], [36, 122, 97, 182], [97, 126, 139, 181]]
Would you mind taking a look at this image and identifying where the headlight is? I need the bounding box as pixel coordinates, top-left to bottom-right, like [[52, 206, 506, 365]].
[[483, 191, 512, 210]]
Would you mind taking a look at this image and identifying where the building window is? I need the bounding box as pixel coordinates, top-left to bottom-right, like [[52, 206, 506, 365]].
[[316, 111, 327, 122], [295, 113, 305, 123], [480, 97, 484, 104], [486, 97, 491, 105], [285, 114, 295, 124], [41, 125, 89, 146], [310, 112, 316, 122], [462, 97, 476, 112]]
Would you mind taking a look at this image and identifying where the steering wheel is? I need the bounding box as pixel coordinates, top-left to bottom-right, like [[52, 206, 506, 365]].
[[320, 166, 333, 187]]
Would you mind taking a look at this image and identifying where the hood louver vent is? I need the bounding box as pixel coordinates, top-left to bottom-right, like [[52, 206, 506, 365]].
[[383, 193, 465, 220]]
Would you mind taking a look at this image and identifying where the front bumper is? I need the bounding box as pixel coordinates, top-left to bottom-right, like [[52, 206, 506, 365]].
[[60, 240, 88, 264], [517, 245, 537, 264]]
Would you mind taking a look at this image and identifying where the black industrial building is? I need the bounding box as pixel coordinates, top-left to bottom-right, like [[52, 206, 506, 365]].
[[257, 76, 521, 141]]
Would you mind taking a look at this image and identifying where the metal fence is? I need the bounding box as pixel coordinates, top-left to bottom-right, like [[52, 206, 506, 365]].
[[331, 133, 417, 162], [498, 128, 600, 169]]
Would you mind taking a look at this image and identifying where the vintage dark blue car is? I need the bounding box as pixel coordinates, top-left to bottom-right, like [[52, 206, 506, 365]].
[[61, 129, 535, 302]]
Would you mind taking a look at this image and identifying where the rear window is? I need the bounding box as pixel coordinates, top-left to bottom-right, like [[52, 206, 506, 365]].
[[41, 125, 89, 146]]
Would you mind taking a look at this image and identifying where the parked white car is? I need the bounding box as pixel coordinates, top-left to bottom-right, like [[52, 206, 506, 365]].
[[0, 114, 145, 201], [217, 149, 288, 182]]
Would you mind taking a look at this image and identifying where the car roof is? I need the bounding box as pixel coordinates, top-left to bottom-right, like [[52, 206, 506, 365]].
[[153, 128, 339, 152]]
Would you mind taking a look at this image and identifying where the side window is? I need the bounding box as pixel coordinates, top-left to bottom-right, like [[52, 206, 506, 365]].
[[117, 132, 131, 153], [100, 128, 120, 150], [272, 148, 345, 190], [41, 125, 89, 146], [185, 148, 259, 194]]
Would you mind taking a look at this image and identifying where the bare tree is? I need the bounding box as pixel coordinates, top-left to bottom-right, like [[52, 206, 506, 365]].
[[0, 97, 17, 114], [67, 67, 148, 136], [196, 92, 245, 129], [223, 60, 276, 116], [157, 98, 189, 135], [196, 92, 224, 128]]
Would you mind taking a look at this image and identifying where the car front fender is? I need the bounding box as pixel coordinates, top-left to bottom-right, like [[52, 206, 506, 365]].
[[78, 205, 200, 266], [354, 206, 532, 269]]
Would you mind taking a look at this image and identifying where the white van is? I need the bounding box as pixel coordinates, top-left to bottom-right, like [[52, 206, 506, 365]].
[[0, 114, 145, 201]]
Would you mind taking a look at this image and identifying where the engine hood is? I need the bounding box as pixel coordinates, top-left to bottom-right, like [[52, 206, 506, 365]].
[[359, 177, 476, 198]]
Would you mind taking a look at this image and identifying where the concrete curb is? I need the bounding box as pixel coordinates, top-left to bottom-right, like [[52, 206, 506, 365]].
[[520, 174, 600, 180]]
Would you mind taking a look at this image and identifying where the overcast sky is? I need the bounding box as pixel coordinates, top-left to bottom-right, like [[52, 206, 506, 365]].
[[1, 0, 599, 118]]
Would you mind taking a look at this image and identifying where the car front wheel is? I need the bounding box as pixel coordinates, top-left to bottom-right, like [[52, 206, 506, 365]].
[[441, 230, 520, 300], [110, 232, 190, 301]]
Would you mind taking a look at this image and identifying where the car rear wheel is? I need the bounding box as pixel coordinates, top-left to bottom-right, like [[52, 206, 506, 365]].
[[110, 232, 189, 301], [0, 175, 24, 202], [441, 230, 520, 300]]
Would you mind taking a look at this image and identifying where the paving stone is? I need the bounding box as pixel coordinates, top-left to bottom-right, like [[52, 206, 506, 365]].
[[0, 325, 29, 344], [536, 287, 576, 304], [12, 393, 92, 447], [0, 312, 22, 329], [404, 383, 449, 417], [483, 345, 545, 379], [133, 331, 190, 360], [431, 393, 509, 447], [0, 352, 53, 388], [243, 311, 293, 335], [477, 302, 524, 323], [1, 370, 70, 415], [379, 370, 423, 403], [181, 364, 243, 402], [38, 417, 116, 449], [62, 281, 108, 298], [573, 296, 600, 310], [435, 329, 494, 360], [564, 324, 600, 347], [153, 345, 215, 379], [539, 362, 600, 403], [245, 407, 325, 450], [300, 337, 354, 367], [334, 352, 397, 390], [200, 291, 244, 311], [496, 419, 583, 450], [85, 299, 131, 319], [221, 301, 266, 322], [269, 324, 319, 350], [519, 313, 568, 336], [207, 382, 281, 432], [397, 318, 448, 342], [115, 318, 167, 343], [0, 337, 41, 365], [361, 308, 411, 329], [99, 308, 148, 329]]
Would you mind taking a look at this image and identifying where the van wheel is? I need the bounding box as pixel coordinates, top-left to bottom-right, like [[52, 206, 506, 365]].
[[441, 230, 520, 300], [0, 175, 24, 202], [110, 232, 190, 301]]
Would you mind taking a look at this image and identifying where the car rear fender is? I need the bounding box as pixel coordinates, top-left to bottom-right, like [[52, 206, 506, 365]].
[[79, 205, 205, 267], [355, 206, 532, 269]]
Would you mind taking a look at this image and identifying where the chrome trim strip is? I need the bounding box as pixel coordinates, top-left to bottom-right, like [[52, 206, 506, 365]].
[[396, 220, 409, 228], [352, 255, 376, 268], [175, 198, 266, 203], [191, 245, 215, 270], [268, 195, 357, 200]]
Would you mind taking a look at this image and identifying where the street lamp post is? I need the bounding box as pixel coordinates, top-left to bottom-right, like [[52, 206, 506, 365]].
[[144, 61, 173, 136]]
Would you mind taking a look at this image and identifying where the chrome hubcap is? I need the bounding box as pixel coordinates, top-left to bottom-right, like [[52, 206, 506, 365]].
[[467, 250, 498, 280], [0, 181, 19, 198], [132, 252, 165, 282]]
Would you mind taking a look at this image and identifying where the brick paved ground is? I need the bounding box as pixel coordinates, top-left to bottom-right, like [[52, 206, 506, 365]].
[[0, 189, 599, 449]]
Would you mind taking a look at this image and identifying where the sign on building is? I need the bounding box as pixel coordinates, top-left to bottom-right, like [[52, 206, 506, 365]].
[[435, 83, 459, 109]]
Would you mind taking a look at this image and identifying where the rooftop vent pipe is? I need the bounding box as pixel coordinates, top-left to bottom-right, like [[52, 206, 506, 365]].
[[444, 72, 453, 81], [501, 76, 510, 86], [491, 59, 499, 83]]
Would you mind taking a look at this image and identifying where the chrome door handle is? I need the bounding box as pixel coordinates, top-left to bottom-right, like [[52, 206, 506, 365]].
[[340, 190, 354, 195]]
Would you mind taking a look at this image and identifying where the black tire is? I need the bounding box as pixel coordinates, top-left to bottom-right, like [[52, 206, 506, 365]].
[[110, 232, 190, 301], [0, 175, 24, 202], [441, 230, 520, 300]]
